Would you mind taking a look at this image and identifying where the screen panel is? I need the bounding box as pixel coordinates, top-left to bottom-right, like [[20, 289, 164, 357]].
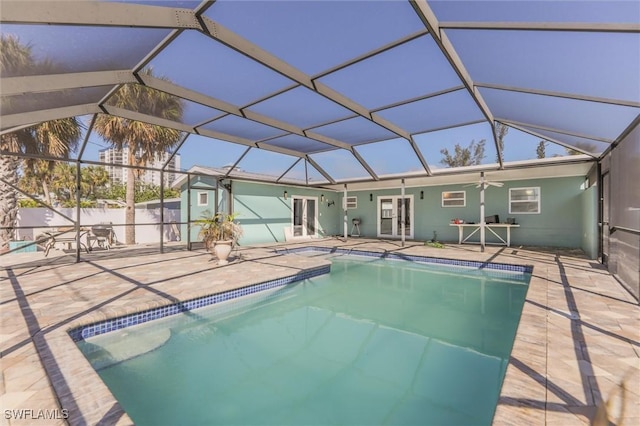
[[181, 100, 225, 126], [277, 159, 329, 185], [2, 114, 94, 161], [501, 126, 571, 162], [375, 89, 486, 134], [430, 0, 640, 24], [104, 84, 205, 126], [318, 35, 463, 110], [200, 115, 288, 142], [447, 29, 640, 103], [304, 160, 330, 185], [309, 150, 371, 181], [205, 0, 425, 75], [413, 122, 498, 170], [515, 125, 612, 155], [355, 139, 426, 177], [2, 86, 112, 116], [148, 31, 294, 107], [246, 86, 353, 129], [260, 135, 335, 154], [480, 88, 640, 141], [309, 116, 398, 145], [278, 159, 307, 184], [174, 135, 248, 171], [232, 149, 300, 181], [0, 24, 171, 76]]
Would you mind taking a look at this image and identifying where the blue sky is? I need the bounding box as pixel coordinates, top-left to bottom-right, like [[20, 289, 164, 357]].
[[6, 0, 636, 181]]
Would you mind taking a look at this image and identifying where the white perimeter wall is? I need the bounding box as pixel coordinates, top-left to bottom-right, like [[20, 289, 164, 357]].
[[16, 208, 181, 244]]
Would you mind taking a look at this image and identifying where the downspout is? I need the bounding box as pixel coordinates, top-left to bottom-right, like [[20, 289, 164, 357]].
[[401, 178, 405, 248], [214, 178, 219, 217]]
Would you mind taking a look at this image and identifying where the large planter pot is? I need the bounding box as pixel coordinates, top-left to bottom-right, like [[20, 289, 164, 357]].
[[212, 240, 233, 265]]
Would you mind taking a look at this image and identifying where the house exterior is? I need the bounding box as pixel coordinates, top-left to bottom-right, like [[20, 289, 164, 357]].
[[175, 163, 598, 258]]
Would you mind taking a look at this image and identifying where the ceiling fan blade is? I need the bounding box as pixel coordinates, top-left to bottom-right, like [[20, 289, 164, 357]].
[[488, 181, 504, 187]]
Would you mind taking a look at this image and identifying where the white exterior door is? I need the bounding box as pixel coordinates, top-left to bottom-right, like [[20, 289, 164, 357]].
[[377, 195, 413, 239], [292, 197, 318, 237]]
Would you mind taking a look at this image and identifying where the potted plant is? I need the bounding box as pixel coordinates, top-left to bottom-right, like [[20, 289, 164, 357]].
[[195, 211, 243, 265]]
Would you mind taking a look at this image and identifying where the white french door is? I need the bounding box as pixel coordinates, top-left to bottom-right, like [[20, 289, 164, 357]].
[[292, 197, 318, 237], [377, 195, 414, 239]]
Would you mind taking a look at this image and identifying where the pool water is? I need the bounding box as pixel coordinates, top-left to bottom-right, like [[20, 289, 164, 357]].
[[78, 256, 530, 425]]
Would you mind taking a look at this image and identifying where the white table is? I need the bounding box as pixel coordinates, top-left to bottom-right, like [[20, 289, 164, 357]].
[[450, 223, 520, 247]]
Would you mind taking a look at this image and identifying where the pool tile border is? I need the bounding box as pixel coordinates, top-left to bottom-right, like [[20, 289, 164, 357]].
[[276, 246, 534, 273], [68, 264, 330, 342]]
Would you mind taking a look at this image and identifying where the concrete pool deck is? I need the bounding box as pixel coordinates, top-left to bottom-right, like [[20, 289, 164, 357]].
[[1, 239, 638, 425]]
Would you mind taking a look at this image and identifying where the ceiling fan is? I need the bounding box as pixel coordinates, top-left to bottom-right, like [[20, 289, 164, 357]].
[[463, 171, 504, 253], [463, 172, 504, 188]]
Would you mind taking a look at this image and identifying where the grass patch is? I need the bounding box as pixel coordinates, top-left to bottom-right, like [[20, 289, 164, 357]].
[[425, 241, 445, 249]]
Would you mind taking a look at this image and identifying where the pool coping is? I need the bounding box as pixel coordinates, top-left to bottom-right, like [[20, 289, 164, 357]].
[[275, 245, 534, 273], [69, 264, 330, 342]]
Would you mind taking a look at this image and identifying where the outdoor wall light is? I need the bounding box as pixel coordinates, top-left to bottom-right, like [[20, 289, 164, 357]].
[[420, 190, 424, 200], [369, 193, 373, 202], [284, 191, 288, 200], [321, 194, 325, 203]]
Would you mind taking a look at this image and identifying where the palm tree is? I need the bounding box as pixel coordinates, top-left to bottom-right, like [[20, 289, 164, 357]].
[[0, 34, 80, 251], [566, 141, 598, 155], [495, 123, 509, 163], [81, 166, 109, 201], [440, 139, 486, 167], [93, 68, 184, 244]]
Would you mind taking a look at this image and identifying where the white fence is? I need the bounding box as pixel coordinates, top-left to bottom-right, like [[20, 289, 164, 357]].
[[16, 208, 181, 244]]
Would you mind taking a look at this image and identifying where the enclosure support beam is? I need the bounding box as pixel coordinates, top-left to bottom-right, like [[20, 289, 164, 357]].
[[409, 0, 502, 168], [401, 179, 406, 248], [187, 174, 192, 250], [75, 162, 82, 263], [0, 177, 76, 224], [343, 184, 348, 241], [480, 172, 486, 253], [160, 170, 165, 254]]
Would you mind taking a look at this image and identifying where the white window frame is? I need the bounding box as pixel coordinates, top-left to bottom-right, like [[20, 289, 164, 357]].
[[442, 191, 466, 207], [197, 191, 208, 206], [509, 187, 541, 214], [343, 196, 357, 209]]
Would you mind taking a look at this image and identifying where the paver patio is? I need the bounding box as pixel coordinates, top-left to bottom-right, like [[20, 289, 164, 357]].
[[1, 239, 638, 425]]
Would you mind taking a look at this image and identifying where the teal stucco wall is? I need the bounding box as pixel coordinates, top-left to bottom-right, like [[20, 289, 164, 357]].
[[339, 176, 593, 250], [179, 179, 340, 246], [232, 181, 340, 245], [179, 175, 596, 255], [179, 175, 226, 245]]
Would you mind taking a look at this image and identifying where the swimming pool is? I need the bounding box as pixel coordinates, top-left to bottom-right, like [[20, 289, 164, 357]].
[[77, 255, 530, 425]]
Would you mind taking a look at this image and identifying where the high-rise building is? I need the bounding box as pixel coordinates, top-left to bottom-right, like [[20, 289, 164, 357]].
[[98, 147, 181, 186]]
